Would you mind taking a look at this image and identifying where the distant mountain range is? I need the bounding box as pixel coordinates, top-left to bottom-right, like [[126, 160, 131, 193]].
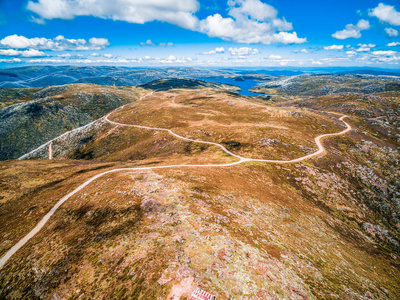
[[0, 66, 237, 89], [1, 66, 400, 89]]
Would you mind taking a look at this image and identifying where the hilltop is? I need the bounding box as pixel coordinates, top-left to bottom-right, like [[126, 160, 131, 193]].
[[251, 73, 400, 97], [138, 78, 239, 91], [0, 78, 240, 161], [0, 75, 399, 299]]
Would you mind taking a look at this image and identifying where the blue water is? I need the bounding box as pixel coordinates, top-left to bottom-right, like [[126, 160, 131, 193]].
[[195, 77, 262, 97]]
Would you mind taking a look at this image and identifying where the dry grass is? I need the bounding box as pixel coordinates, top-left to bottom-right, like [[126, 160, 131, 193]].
[[1, 87, 399, 299], [107, 89, 343, 161], [1, 162, 399, 299]]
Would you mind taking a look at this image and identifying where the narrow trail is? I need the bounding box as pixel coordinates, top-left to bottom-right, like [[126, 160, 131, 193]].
[[0, 91, 352, 270], [104, 93, 351, 164]]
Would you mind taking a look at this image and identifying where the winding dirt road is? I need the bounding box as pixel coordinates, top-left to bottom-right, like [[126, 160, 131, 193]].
[[0, 92, 352, 270]]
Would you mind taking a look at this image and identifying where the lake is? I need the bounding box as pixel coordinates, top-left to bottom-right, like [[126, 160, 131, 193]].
[[194, 77, 263, 97]]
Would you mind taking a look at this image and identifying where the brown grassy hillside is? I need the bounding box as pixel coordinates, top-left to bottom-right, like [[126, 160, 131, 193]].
[[0, 86, 399, 299]]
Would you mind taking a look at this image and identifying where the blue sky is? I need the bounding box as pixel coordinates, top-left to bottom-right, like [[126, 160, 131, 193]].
[[0, 0, 400, 68]]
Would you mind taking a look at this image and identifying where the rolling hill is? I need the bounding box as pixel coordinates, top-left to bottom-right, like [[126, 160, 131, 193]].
[[0, 75, 399, 299]]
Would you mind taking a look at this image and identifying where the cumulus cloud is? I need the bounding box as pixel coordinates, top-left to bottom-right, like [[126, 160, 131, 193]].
[[372, 50, 397, 55], [0, 49, 20, 56], [28, 58, 66, 63], [0, 48, 47, 57], [155, 55, 193, 64], [199, 1, 306, 45], [140, 39, 155, 46], [0, 58, 22, 63], [141, 40, 174, 47], [21, 49, 48, 57], [387, 41, 400, 46], [228, 47, 259, 56], [332, 20, 370, 39], [312, 60, 323, 65], [88, 37, 109, 48], [369, 3, 400, 26], [385, 28, 399, 37], [268, 54, 282, 59], [26, 0, 306, 45], [201, 47, 225, 55], [355, 44, 375, 52], [324, 45, 344, 50], [294, 48, 309, 54], [0, 34, 109, 51], [358, 43, 376, 48], [159, 42, 173, 47], [27, 0, 200, 30]]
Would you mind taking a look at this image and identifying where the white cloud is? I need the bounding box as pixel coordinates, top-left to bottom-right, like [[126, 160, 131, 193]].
[[28, 58, 66, 63], [369, 3, 400, 26], [0, 48, 47, 57], [159, 42, 173, 47], [0, 49, 20, 56], [358, 43, 376, 48], [21, 49, 48, 57], [89, 37, 109, 48], [26, 0, 306, 45], [387, 41, 400, 46], [228, 47, 259, 56], [0, 34, 109, 50], [300, 48, 308, 53], [357, 47, 371, 52], [332, 19, 370, 39], [356, 43, 375, 52], [312, 60, 323, 65], [201, 47, 225, 55], [27, 0, 200, 30], [103, 53, 114, 58], [324, 45, 344, 50], [154, 55, 193, 64], [199, 8, 306, 44], [0, 58, 22, 63], [372, 50, 397, 55], [268, 54, 282, 59], [141, 40, 173, 47], [346, 50, 357, 56], [385, 28, 399, 37], [30, 16, 46, 24], [140, 39, 155, 46]]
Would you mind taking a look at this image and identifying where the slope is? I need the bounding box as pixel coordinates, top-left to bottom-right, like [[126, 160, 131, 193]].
[[0, 85, 399, 299]]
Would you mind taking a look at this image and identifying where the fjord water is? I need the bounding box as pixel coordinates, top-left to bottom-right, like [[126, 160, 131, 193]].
[[195, 77, 262, 96]]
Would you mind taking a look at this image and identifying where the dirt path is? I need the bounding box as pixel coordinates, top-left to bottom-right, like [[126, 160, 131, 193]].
[[104, 93, 351, 164], [0, 92, 352, 270]]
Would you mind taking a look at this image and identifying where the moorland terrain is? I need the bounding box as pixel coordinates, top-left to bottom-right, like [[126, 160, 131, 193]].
[[0, 67, 399, 299]]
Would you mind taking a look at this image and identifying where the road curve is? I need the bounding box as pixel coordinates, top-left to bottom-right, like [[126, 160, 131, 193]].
[[0, 92, 352, 270], [104, 93, 351, 164]]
